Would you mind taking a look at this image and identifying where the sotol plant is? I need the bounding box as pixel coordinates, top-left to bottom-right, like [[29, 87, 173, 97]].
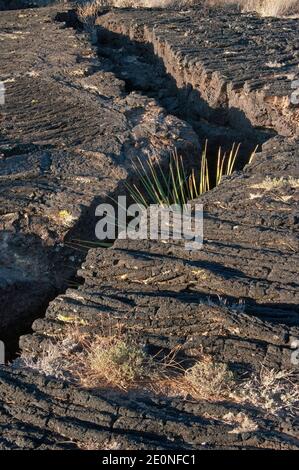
[[128, 142, 252, 207]]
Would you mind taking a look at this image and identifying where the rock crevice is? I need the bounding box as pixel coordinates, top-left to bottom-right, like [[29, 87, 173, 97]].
[[0, 4, 298, 450]]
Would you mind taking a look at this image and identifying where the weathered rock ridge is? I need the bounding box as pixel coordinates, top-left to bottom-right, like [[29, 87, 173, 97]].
[[97, 6, 299, 138], [0, 4, 198, 353]]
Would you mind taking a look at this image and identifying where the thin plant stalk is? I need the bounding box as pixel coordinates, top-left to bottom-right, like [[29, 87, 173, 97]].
[[129, 142, 244, 208]]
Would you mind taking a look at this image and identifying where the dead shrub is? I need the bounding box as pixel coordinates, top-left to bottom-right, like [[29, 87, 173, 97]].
[[185, 359, 235, 400], [21, 340, 72, 380], [237, 366, 299, 416], [251, 176, 299, 191], [204, 0, 299, 16], [77, 0, 103, 24], [222, 411, 259, 433]]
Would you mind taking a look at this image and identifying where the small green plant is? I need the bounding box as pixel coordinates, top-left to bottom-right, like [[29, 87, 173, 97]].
[[86, 337, 147, 389], [128, 142, 249, 207]]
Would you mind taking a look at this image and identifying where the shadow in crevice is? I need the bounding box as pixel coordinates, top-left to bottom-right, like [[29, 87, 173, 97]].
[[95, 26, 276, 175], [0, 123, 121, 359]]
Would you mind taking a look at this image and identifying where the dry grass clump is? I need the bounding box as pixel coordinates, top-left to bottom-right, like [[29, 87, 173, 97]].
[[185, 359, 235, 400], [77, 0, 103, 21], [238, 366, 299, 416], [19, 324, 299, 420], [80, 337, 186, 392], [251, 176, 299, 190], [77, 0, 103, 24], [21, 341, 72, 380], [77, 0, 180, 21], [20, 324, 89, 380], [242, 0, 299, 16], [84, 337, 148, 389], [222, 412, 259, 433], [182, 357, 299, 418], [205, 0, 299, 16]]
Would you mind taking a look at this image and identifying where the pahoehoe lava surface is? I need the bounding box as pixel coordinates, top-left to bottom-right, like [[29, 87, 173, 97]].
[[0, 1, 298, 450], [97, 6, 299, 138], [0, 3, 198, 356]]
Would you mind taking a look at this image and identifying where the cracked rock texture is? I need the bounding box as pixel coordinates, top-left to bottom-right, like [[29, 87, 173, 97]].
[[0, 2, 298, 450], [97, 5, 299, 138], [13, 137, 298, 450], [0, 4, 198, 351]]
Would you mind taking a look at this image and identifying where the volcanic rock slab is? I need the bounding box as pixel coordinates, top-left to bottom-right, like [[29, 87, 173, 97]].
[[2, 136, 299, 450], [97, 5, 299, 138], [0, 3, 298, 450], [22, 137, 299, 370], [1, 364, 299, 450], [0, 4, 199, 349]]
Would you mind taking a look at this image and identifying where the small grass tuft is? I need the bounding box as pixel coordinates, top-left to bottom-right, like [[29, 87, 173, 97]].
[[185, 359, 235, 400], [84, 337, 148, 389]]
